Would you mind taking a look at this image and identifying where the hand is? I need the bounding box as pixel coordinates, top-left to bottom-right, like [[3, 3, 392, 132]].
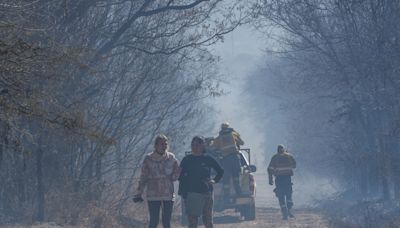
[[133, 195, 144, 203], [269, 179, 274, 186], [182, 192, 188, 199], [208, 179, 216, 185]]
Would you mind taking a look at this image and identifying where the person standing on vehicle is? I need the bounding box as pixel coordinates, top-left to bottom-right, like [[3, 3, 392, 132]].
[[211, 122, 244, 202], [178, 136, 224, 228], [133, 134, 180, 228], [268, 144, 296, 220]]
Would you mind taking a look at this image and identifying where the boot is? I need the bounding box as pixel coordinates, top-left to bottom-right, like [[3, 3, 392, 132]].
[[280, 206, 288, 220], [287, 199, 294, 218], [288, 208, 295, 218]]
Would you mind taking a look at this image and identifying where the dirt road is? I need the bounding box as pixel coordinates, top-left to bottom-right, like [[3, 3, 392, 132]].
[[171, 172, 331, 228], [172, 207, 330, 228], [4, 207, 330, 228]]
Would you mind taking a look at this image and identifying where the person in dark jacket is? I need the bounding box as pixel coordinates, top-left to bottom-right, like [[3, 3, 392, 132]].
[[178, 136, 224, 228]]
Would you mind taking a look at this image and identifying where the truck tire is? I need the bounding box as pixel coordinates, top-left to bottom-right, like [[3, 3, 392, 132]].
[[243, 203, 256, 221]]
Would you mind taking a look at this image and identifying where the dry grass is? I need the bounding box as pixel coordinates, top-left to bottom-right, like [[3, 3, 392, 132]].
[[2, 207, 331, 228]]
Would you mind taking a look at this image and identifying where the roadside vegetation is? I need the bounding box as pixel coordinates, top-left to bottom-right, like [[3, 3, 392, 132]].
[[248, 1, 400, 227]]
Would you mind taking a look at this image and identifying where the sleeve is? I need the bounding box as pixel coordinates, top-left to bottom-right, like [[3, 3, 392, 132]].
[[171, 157, 180, 181], [290, 155, 297, 169], [233, 131, 244, 146], [178, 157, 188, 197], [136, 156, 149, 195], [267, 156, 275, 175], [209, 156, 224, 183], [178, 157, 187, 180]]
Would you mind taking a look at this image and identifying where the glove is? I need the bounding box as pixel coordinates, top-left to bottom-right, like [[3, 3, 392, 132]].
[[133, 195, 144, 203]]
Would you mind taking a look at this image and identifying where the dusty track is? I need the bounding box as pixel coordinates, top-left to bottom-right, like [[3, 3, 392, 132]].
[[2, 207, 330, 227], [172, 207, 330, 228]]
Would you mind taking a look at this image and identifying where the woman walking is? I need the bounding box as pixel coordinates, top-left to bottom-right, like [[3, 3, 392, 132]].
[[179, 136, 224, 228], [134, 134, 180, 228]]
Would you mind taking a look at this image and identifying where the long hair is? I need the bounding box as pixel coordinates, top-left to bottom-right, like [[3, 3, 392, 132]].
[[154, 134, 168, 147]]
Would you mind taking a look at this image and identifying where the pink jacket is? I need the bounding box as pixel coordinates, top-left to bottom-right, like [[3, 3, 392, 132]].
[[136, 151, 180, 201]]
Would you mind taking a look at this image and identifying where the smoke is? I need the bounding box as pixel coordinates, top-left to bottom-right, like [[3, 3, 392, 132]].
[[210, 25, 339, 208]]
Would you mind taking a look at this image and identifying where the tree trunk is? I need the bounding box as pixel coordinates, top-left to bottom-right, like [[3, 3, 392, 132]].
[[395, 177, 400, 200], [381, 171, 390, 201], [116, 144, 123, 180], [36, 146, 45, 222], [95, 153, 102, 181], [0, 142, 2, 169], [378, 138, 391, 201], [360, 165, 368, 196]]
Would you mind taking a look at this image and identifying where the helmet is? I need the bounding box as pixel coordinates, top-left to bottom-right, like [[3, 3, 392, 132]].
[[277, 144, 285, 152], [221, 122, 230, 129]]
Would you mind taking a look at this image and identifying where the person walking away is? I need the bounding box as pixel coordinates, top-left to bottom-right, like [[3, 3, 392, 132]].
[[211, 122, 244, 203], [268, 144, 296, 220], [178, 136, 224, 228], [133, 134, 180, 228]]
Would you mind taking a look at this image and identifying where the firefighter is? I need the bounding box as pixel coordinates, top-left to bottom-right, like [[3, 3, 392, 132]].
[[211, 122, 244, 203], [268, 144, 296, 220]]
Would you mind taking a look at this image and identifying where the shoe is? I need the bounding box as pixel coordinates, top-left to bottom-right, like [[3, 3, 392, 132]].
[[288, 207, 295, 218], [281, 206, 288, 220]]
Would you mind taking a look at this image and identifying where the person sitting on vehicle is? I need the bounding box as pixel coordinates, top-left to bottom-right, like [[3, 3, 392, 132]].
[[268, 144, 296, 220], [211, 122, 244, 201], [178, 136, 224, 228], [133, 134, 180, 228]]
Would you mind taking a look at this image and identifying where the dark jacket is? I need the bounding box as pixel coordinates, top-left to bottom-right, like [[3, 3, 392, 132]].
[[178, 154, 224, 197]]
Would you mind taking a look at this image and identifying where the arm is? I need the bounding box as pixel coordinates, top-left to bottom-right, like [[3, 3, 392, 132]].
[[291, 155, 297, 169], [267, 156, 275, 185], [233, 131, 244, 146], [268, 174, 273, 185], [209, 157, 224, 183], [178, 157, 188, 197], [171, 158, 180, 181], [136, 156, 149, 196], [178, 157, 187, 181]]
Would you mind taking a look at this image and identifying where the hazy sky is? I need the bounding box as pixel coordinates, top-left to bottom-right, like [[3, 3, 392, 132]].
[[209, 25, 282, 207], [210, 25, 266, 168]]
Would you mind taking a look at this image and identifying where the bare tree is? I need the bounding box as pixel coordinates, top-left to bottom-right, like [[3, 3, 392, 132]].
[[0, 0, 251, 225], [251, 0, 400, 202]]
